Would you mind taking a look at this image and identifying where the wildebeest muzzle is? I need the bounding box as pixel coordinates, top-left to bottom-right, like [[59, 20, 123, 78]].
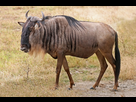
[[20, 33, 31, 53], [20, 44, 30, 53]]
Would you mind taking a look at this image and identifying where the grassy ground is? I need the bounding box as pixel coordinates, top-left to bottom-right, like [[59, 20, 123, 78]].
[[0, 6, 136, 97]]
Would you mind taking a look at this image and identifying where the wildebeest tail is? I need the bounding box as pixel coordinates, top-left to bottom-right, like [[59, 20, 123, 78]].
[[115, 33, 121, 82]]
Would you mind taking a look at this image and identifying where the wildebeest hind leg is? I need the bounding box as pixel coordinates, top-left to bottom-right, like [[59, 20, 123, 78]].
[[103, 53, 118, 91], [63, 56, 75, 89], [91, 51, 108, 90]]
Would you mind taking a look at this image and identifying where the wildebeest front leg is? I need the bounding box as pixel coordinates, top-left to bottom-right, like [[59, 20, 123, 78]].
[[63, 56, 75, 89], [55, 51, 64, 89]]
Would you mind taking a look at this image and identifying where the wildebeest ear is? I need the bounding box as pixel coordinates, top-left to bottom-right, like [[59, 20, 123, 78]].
[[18, 22, 25, 27]]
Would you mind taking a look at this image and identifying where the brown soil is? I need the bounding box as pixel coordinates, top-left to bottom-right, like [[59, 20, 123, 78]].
[[73, 80, 136, 97]]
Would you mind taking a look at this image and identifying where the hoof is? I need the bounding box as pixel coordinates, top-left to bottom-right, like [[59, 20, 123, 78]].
[[68, 88, 72, 90], [71, 83, 75, 87], [110, 89, 118, 92], [68, 84, 75, 90], [90, 87, 96, 90]]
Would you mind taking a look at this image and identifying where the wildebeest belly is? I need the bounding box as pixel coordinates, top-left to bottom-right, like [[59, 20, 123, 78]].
[[66, 46, 98, 58]]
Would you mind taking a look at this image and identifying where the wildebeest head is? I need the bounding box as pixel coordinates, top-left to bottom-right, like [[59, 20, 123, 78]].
[[18, 10, 46, 53]]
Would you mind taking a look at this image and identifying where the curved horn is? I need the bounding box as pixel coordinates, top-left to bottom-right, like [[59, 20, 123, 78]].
[[41, 12, 45, 21], [25, 10, 29, 19]]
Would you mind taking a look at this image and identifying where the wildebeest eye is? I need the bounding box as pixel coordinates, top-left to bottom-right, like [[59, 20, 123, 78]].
[[29, 26, 34, 32]]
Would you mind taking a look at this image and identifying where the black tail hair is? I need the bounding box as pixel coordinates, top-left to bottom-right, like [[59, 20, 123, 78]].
[[115, 33, 121, 83]]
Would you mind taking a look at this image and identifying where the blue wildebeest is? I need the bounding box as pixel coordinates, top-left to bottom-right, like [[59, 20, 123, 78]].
[[18, 11, 120, 91]]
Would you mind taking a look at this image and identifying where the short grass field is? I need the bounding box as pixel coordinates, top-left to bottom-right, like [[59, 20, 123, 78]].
[[0, 6, 136, 97]]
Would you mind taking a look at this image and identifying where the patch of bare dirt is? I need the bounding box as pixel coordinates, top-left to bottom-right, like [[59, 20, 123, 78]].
[[73, 80, 136, 97]]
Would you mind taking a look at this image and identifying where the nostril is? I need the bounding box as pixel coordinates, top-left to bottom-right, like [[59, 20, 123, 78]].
[[21, 44, 26, 48]]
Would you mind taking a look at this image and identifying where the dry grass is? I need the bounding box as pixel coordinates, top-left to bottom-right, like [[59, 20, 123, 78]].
[[0, 6, 136, 97]]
